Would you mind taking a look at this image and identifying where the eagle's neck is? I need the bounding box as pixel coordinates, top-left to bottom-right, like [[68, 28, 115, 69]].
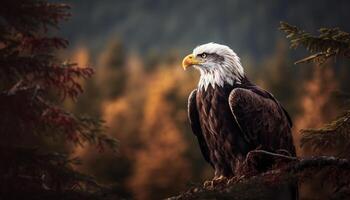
[[197, 61, 244, 91]]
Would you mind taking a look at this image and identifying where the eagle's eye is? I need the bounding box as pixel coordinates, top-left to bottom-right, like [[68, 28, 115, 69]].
[[199, 53, 207, 59]]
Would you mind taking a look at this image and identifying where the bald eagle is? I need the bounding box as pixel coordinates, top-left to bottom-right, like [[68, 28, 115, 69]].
[[183, 43, 297, 197]]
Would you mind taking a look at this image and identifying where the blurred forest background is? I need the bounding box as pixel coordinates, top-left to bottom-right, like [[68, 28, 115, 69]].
[[5, 0, 350, 199]]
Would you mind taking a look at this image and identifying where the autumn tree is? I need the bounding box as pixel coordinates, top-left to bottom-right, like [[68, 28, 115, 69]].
[[0, 0, 117, 199]]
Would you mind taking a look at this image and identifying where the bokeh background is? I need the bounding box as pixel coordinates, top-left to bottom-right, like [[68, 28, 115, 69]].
[[54, 0, 350, 199]]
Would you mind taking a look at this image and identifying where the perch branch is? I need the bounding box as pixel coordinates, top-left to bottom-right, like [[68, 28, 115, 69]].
[[167, 155, 350, 200]]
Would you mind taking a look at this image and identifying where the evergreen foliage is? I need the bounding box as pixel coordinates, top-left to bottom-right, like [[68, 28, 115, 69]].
[[279, 21, 350, 65], [300, 111, 350, 154], [0, 0, 118, 199], [280, 22, 350, 156]]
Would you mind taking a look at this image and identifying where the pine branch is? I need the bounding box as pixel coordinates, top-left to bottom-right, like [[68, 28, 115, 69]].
[[0, 146, 122, 200], [0, 86, 118, 151], [0, 1, 119, 199], [1, 147, 95, 192], [279, 21, 350, 65], [300, 111, 350, 153]]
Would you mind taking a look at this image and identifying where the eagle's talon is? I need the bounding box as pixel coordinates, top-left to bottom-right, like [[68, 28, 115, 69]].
[[227, 178, 235, 185], [215, 176, 228, 187], [203, 175, 228, 189], [203, 180, 213, 189]]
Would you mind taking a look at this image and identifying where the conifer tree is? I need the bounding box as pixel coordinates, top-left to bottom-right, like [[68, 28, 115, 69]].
[[279, 22, 350, 157], [0, 1, 117, 199]]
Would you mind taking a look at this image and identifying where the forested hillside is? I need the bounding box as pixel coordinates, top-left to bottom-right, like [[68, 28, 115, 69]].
[[59, 0, 350, 59]]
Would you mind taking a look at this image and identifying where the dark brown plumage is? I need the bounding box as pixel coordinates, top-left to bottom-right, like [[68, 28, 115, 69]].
[[188, 76, 296, 177]]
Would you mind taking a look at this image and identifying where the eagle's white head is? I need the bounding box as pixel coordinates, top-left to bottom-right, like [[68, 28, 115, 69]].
[[182, 42, 244, 90]]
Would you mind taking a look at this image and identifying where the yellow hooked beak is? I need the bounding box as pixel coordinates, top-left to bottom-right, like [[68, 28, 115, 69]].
[[182, 54, 200, 70]]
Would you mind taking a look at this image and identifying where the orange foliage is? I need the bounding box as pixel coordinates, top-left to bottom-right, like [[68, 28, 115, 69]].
[[101, 54, 146, 156], [94, 56, 198, 199], [127, 65, 194, 200], [291, 65, 339, 200], [71, 46, 90, 67], [293, 65, 338, 155]]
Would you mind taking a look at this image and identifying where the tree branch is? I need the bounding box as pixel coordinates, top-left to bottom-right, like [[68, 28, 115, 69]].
[[167, 155, 350, 200]]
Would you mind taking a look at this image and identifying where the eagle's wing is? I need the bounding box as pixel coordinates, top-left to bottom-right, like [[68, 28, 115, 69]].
[[228, 87, 295, 155], [188, 89, 213, 166]]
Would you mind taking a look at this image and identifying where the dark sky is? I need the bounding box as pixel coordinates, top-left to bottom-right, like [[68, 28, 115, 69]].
[[56, 0, 350, 59]]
